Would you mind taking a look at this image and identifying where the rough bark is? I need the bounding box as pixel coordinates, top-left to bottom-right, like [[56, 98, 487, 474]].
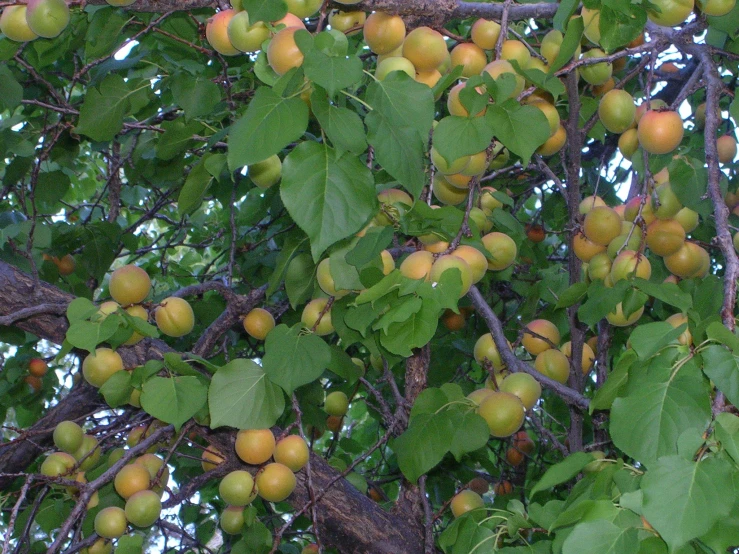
[[10, 0, 560, 21], [0, 261, 423, 554]]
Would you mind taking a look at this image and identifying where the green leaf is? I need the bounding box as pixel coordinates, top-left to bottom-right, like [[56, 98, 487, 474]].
[[303, 50, 363, 98], [163, 352, 203, 378], [311, 90, 367, 155], [171, 73, 222, 120], [562, 520, 639, 554], [99, 370, 133, 409], [555, 282, 588, 309], [66, 298, 99, 323], [75, 74, 131, 142], [599, 0, 647, 52], [364, 72, 435, 198], [179, 154, 216, 216], [267, 234, 308, 296], [0, 66, 22, 111], [227, 87, 309, 171], [35, 172, 70, 212], [83, 11, 128, 62], [140, 376, 208, 431], [209, 359, 285, 429], [668, 157, 711, 216], [242, 0, 287, 22], [610, 355, 711, 466], [530, 452, 596, 498], [439, 516, 495, 554], [281, 141, 376, 260], [486, 101, 550, 165], [448, 411, 489, 461], [380, 285, 440, 357], [628, 322, 686, 360], [632, 278, 692, 312], [345, 226, 393, 269], [156, 119, 203, 160], [715, 412, 739, 465], [578, 280, 629, 328], [433, 115, 495, 167], [642, 455, 734, 550], [554, 0, 580, 30], [326, 346, 363, 384], [393, 412, 453, 483], [262, 324, 331, 394], [373, 296, 423, 334], [550, 16, 584, 73], [66, 318, 121, 353], [285, 252, 315, 309], [590, 349, 636, 412], [113, 534, 144, 554], [702, 345, 739, 407], [706, 321, 739, 353]]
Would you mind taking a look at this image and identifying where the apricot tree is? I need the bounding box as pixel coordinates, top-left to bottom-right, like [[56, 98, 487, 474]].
[[1, 0, 739, 552]]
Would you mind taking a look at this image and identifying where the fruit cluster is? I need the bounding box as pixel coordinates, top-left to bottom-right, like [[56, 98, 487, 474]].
[[202, 429, 309, 534]]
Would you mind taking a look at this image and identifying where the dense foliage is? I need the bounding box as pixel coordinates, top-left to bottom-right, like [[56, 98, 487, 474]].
[[1, 0, 739, 552]]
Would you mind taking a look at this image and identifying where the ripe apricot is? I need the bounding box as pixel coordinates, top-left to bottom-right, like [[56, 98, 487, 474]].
[[470, 19, 501, 50], [450, 42, 488, 77], [28, 358, 47, 377], [301, 298, 334, 335], [638, 110, 684, 155], [82, 348, 124, 388], [522, 319, 560, 356], [109, 265, 151, 306], [235, 429, 276, 465], [451, 489, 483, 517], [363, 11, 405, 55], [478, 391, 525, 437], [274, 435, 309, 472], [206, 9, 240, 55], [268, 27, 305, 76], [534, 348, 570, 384], [201, 446, 226, 472], [481, 232, 517, 271], [560, 341, 595, 374], [499, 372, 541, 410], [403, 26, 447, 71], [155, 297, 194, 337], [243, 308, 275, 340], [583, 206, 622, 246], [114, 463, 151, 499], [256, 463, 297, 502]]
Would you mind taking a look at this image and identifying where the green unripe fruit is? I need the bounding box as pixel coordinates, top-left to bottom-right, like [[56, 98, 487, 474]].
[[53, 421, 84, 454], [94, 507, 128, 539], [324, 391, 349, 417], [25, 0, 70, 38], [125, 490, 162, 527], [219, 470, 257, 507], [220, 505, 245, 534]]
